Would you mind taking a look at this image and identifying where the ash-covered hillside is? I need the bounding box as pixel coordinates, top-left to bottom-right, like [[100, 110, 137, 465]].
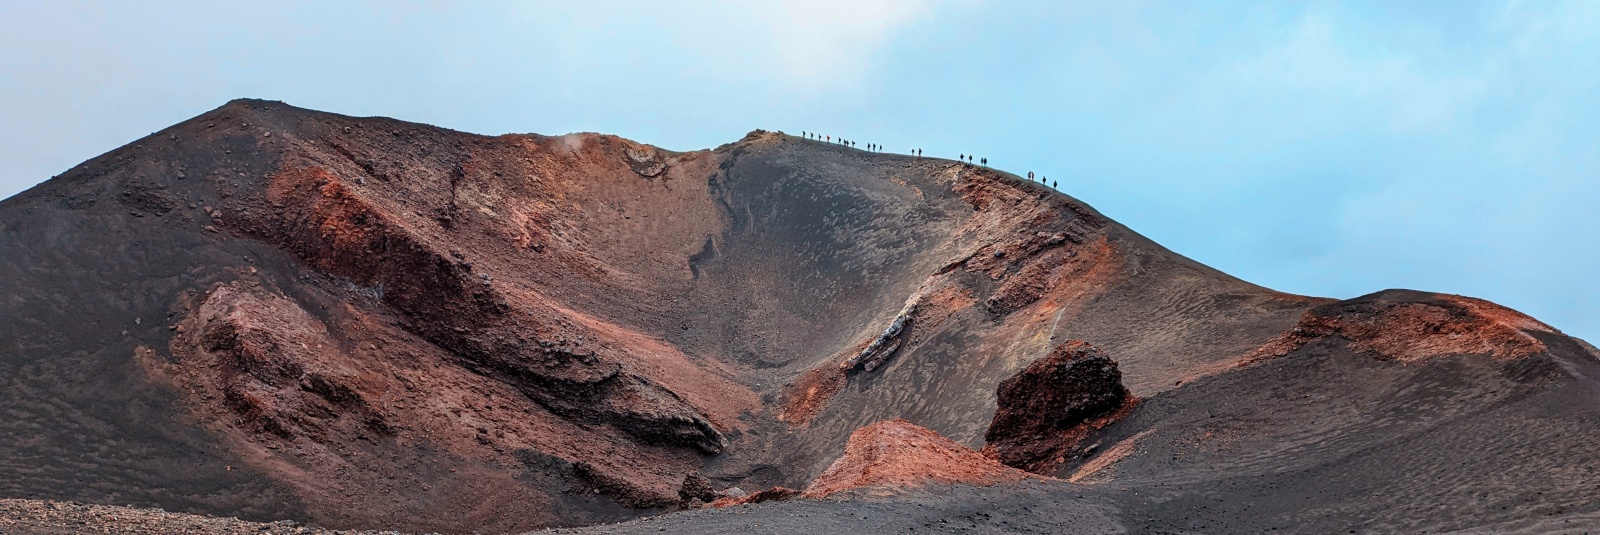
[[2, 100, 1597, 534]]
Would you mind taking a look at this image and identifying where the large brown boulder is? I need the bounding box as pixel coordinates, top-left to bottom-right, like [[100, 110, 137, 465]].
[[983, 340, 1132, 473]]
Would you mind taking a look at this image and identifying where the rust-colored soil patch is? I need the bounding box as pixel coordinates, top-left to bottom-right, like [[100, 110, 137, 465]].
[[804, 420, 1049, 498], [779, 365, 848, 426], [1243, 290, 1555, 365]]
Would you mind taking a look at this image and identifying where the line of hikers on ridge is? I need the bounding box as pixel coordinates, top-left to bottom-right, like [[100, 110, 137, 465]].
[[799, 131, 1058, 190]]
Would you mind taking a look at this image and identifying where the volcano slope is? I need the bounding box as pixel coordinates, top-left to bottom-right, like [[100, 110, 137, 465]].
[[1, 99, 1598, 533]]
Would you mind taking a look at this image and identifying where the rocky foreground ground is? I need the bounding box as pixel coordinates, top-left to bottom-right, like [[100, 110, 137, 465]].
[[0, 499, 364, 535]]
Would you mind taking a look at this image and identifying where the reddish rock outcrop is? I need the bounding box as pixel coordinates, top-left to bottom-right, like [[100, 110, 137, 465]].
[[706, 486, 804, 507], [1242, 290, 1557, 365], [804, 420, 1048, 498], [982, 341, 1134, 474]]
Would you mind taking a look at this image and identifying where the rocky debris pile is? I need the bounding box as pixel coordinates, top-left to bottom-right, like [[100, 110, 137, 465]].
[[804, 420, 1047, 498], [0, 499, 375, 535], [983, 341, 1132, 473], [706, 487, 804, 508]]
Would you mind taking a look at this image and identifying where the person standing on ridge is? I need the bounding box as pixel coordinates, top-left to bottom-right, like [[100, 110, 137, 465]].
[[1028, 171, 1034, 180]]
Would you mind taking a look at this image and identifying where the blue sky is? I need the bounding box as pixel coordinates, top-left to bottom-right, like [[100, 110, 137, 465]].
[[2, 1, 1596, 342]]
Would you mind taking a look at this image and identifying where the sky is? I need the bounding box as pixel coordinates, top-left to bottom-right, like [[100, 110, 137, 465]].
[[1, 1, 1596, 342]]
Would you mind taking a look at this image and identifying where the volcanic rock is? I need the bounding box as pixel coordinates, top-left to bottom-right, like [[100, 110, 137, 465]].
[[1242, 289, 1557, 364], [706, 486, 803, 507], [983, 340, 1133, 473], [804, 420, 1047, 498], [677, 472, 717, 505]]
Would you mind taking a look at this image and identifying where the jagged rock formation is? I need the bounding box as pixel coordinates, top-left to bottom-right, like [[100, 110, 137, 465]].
[[982, 340, 1133, 473], [2, 99, 1600, 533], [841, 294, 920, 373]]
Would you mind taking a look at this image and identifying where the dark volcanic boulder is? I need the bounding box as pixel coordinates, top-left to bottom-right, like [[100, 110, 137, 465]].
[[678, 472, 718, 505], [983, 340, 1131, 473]]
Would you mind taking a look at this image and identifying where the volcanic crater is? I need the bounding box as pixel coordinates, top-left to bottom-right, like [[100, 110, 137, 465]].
[[2, 99, 1599, 534]]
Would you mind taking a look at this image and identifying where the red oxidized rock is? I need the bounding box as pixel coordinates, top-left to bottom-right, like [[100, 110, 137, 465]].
[[804, 419, 1046, 498]]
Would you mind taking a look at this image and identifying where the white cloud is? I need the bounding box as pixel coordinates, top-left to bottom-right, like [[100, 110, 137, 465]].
[[750, 0, 930, 89]]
